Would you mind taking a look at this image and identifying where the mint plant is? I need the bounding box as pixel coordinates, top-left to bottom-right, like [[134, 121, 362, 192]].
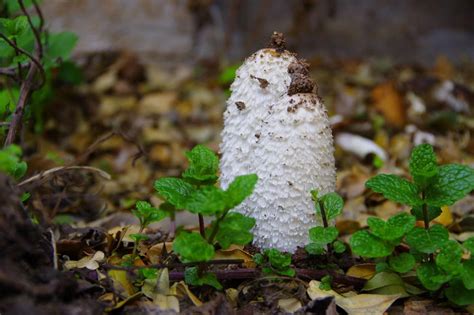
[[254, 248, 295, 277], [127, 201, 167, 263], [153, 145, 257, 289], [0, 144, 27, 179], [350, 144, 474, 305], [305, 191, 346, 256]]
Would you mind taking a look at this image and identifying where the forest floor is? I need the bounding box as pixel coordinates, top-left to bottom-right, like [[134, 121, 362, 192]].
[[1, 51, 473, 314]]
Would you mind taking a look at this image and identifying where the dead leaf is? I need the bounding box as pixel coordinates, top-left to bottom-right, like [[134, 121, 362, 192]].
[[214, 245, 255, 268], [434, 206, 453, 226], [169, 281, 202, 306], [64, 250, 105, 270], [278, 298, 302, 313], [108, 269, 136, 297], [307, 280, 400, 315], [147, 242, 174, 264], [346, 263, 376, 280], [371, 81, 405, 127]]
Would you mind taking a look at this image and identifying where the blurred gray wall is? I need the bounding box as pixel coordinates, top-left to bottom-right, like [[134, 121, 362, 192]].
[[42, 0, 474, 65]]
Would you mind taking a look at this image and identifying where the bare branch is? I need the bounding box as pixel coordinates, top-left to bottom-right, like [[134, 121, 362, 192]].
[[18, 0, 43, 59]]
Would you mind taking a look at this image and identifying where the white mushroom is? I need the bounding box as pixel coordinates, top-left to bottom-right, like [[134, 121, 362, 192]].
[[219, 33, 336, 253]]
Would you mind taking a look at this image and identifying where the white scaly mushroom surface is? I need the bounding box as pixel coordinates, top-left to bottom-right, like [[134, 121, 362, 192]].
[[220, 46, 336, 253]]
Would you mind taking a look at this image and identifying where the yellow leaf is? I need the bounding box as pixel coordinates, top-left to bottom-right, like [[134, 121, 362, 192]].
[[147, 242, 174, 264], [170, 281, 202, 306], [108, 269, 136, 297], [153, 294, 180, 313], [434, 206, 453, 226], [346, 264, 376, 280], [214, 245, 255, 268], [371, 82, 405, 127], [307, 280, 400, 315]]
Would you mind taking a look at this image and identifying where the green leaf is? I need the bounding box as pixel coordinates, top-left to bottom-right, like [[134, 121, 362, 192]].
[[305, 243, 325, 255], [308, 226, 339, 245], [366, 174, 422, 207], [173, 231, 214, 263], [417, 262, 450, 291], [132, 201, 168, 226], [273, 267, 296, 277], [213, 212, 255, 249], [367, 213, 416, 241], [461, 259, 474, 290], [182, 145, 219, 184], [185, 186, 226, 215], [225, 174, 258, 209], [0, 16, 29, 38], [184, 267, 222, 290], [409, 144, 438, 188], [319, 275, 332, 291], [44, 32, 78, 67], [425, 164, 474, 206], [445, 280, 474, 306], [316, 192, 344, 220], [253, 253, 264, 265], [349, 230, 394, 258], [405, 224, 449, 254], [435, 240, 463, 275], [410, 205, 442, 222], [129, 233, 149, 242], [218, 64, 239, 85], [463, 237, 474, 254], [265, 249, 292, 269], [154, 177, 195, 209], [0, 144, 27, 179], [333, 240, 346, 254], [388, 253, 415, 273]]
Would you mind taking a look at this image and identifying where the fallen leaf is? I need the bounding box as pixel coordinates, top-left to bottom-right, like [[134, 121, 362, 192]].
[[346, 263, 376, 280], [147, 242, 174, 264], [214, 245, 255, 268], [434, 206, 453, 226], [307, 280, 400, 315], [64, 250, 105, 270], [371, 81, 405, 127], [278, 298, 302, 313], [153, 294, 180, 313], [170, 281, 202, 306], [363, 272, 409, 297], [108, 269, 136, 297]]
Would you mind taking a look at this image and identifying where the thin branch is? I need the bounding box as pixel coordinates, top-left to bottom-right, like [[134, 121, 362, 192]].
[[17, 166, 112, 187], [19, 0, 43, 59], [31, 0, 45, 33]]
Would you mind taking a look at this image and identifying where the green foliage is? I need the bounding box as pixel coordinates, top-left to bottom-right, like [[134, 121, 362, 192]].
[[319, 275, 332, 291], [211, 212, 255, 249], [0, 144, 27, 179], [306, 191, 346, 256], [173, 231, 215, 263], [218, 64, 239, 85], [131, 201, 168, 228], [352, 144, 474, 306], [154, 177, 196, 209], [254, 249, 295, 277], [182, 145, 219, 184], [184, 267, 222, 290]]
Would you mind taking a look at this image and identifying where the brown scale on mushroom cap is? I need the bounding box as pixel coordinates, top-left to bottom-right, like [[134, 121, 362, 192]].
[[268, 31, 286, 53], [288, 59, 315, 95]]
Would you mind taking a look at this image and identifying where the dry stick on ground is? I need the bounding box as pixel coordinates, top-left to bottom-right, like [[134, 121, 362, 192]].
[[3, 0, 46, 147]]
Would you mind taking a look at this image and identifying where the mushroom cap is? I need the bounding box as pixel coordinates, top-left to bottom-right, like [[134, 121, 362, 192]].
[[220, 48, 335, 252]]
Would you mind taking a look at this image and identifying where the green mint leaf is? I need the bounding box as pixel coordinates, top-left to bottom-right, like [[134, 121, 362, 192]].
[[310, 190, 319, 202], [0, 144, 27, 179], [367, 213, 416, 241], [185, 186, 226, 215], [417, 262, 451, 291], [409, 144, 438, 188], [375, 262, 390, 273], [316, 192, 344, 220], [435, 240, 463, 275], [45, 32, 78, 66], [463, 237, 474, 254], [333, 240, 346, 254], [184, 267, 222, 290], [405, 224, 449, 254], [225, 174, 258, 209], [319, 275, 332, 291], [425, 164, 474, 207], [173, 231, 214, 263], [308, 226, 339, 245], [366, 174, 422, 207], [182, 145, 219, 184], [305, 243, 325, 255], [139, 268, 158, 279], [388, 253, 415, 273], [130, 233, 149, 242], [445, 280, 474, 306], [132, 201, 168, 226], [274, 267, 296, 277], [253, 253, 265, 265], [214, 212, 255, 249], [265, 249, 292, 269], [349, 230, 394, 258], [410, 205, 442, 222], [461, 260, 474, 290], [154, 177, 195, 209]]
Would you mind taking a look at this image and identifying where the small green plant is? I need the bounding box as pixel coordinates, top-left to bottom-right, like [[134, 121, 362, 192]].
[[153, 145, 257, 289], [0, 144, 27, 179], [128, 201, 168, 262], [350, 143, 474, 306], [254, 248, 295, 277], [305, 191, 346, 256]]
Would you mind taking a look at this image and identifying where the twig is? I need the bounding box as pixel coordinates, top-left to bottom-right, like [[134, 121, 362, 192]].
[[102, 259, 245, 271], [48, 228, 58, 270], [17, 166, 111, 187], [19, 0, 43, 59]]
